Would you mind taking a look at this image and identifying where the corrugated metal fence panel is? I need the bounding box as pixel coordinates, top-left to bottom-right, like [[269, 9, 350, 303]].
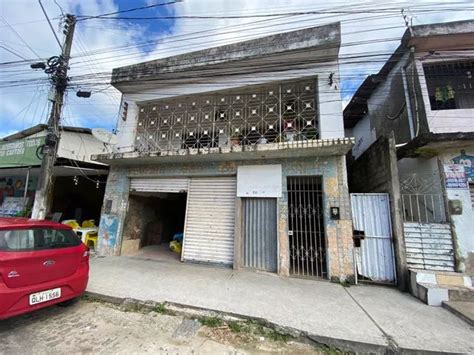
[[130, 178, 189, 193], [183, 177, 236, 265], [404, 222, 455, 271], [243, 198, 277, 272], [351, 193, 396, 283]]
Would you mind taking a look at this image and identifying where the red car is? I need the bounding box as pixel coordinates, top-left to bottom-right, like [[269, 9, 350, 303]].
[[0, 218, 89, 320]]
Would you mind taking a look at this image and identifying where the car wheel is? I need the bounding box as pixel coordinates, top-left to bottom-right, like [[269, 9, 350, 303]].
[[57, 298, 78, 307]]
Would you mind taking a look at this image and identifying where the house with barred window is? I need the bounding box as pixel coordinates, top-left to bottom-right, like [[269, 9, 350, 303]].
[[344, 20, 474, 309]]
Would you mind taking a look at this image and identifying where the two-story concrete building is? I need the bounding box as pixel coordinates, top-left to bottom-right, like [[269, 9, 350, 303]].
[[93, 22, 355, 282], [344, 20, 473, 304]]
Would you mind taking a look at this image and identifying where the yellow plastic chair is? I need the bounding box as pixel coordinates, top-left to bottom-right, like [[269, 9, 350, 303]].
[[85, 233, 98, 249], [62, 220, 80, 229], [81, 219, 95, 228]]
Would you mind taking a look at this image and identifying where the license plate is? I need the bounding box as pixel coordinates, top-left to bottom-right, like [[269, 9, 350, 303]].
[[29, 288, 61, 306]]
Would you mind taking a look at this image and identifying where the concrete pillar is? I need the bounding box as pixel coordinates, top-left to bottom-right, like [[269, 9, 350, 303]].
[[233, 197, 242, 270], [387, 134, 408, 290], [97, 167, 130, 256], [278, 193, 290, 277]]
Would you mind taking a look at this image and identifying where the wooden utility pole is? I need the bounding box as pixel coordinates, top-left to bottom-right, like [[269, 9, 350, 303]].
[[31, 15, 76, 219]]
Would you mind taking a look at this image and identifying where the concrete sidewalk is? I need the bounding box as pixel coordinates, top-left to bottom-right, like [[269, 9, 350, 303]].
[[87, 256, 473, 354]]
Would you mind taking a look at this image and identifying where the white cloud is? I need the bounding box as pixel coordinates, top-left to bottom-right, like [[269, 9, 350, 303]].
[[0, 0, 472, 138]]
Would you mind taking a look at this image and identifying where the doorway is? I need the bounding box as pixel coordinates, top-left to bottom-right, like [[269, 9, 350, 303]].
[[287, 176, 327, 278], [351, 193, 396, 283], [123, 192, 187, 261], [242, 198, 278, 272]]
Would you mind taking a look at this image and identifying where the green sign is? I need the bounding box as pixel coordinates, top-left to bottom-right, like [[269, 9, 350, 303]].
[[0, 137, 44, 168]]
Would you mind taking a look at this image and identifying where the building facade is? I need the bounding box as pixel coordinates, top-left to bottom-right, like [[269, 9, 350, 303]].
[[0, 124, 108, 221], [94, 22, 355, 281], [344, 20, 474, 279]]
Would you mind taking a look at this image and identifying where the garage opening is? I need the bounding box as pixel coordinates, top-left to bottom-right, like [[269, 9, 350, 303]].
[[122, 192, 187, 261]]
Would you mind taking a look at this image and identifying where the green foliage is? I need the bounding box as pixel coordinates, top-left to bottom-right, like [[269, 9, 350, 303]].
[[154, 303, 167, 314], [228, 321, 243, 333], [200, 316, 223, 327]]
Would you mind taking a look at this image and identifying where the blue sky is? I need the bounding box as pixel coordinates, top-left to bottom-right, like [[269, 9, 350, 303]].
[[0, 0, 472, 138]]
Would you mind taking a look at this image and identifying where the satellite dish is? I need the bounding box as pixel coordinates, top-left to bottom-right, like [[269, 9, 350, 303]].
[[92, 128, 118, 145]]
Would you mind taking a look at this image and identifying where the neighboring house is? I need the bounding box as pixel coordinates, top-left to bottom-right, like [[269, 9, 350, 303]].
[[92, 22, 356, 282], [0, 124, 109, 222], [344, 20, 474, 301]]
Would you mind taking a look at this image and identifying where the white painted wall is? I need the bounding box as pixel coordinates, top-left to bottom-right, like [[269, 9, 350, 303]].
[[318, 61, 346, 140], [350, 115, 376, 159], [114, 60, 345, 152], [116, 101, 139, 153], [415, 51, 474, 134], [237, 164, 282, 197], [57, 131, 108, 164]]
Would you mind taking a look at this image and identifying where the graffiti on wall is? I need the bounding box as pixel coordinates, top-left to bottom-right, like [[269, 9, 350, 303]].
[[451, 150, 474, 183]]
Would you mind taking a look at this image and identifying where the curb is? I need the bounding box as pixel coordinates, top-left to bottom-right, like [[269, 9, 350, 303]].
[[84, 291, 387, 354], [83, 291, 462, 355]]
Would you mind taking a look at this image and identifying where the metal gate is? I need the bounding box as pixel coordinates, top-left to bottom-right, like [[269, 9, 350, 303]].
[[351, 193, 396, 283], [182, 177, 236, 265], [287, 176, 326, 278], [243, 198, 277, 272]]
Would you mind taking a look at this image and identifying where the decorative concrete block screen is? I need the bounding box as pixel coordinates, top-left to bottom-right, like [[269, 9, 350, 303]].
[[135, 79, 318, 152]]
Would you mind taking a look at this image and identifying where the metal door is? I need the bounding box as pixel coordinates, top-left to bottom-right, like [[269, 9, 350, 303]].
[[287, 176, 327, 278], [182, 177, 236, 265], [351, 193, 396, 283], [242, 198, 278, 272]]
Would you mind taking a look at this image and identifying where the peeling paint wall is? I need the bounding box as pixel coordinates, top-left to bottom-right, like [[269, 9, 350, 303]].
[[98, 156, 353, 280], [97, 167, 130, 256]]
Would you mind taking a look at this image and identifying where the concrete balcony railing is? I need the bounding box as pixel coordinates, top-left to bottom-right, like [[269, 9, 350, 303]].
[[92, 137, 355, 166]]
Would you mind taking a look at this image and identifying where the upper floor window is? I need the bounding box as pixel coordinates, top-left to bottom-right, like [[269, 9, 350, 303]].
[[424, 60, 473, 111]]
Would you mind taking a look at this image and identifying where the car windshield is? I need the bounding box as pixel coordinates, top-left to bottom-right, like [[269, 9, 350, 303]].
[[0, 228, 81, 252]]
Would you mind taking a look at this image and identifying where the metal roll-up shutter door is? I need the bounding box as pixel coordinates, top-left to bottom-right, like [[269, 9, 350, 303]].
[[183, 177, 236, 265], [130, 178, 189, 193]]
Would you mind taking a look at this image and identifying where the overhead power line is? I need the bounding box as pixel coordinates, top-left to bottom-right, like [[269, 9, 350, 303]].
[[0, 16, 43, 59], [78, 7, 474, 20], [0, 44, 29, 61], [77, 0, 182, 21], [38, 0, 63, 50]]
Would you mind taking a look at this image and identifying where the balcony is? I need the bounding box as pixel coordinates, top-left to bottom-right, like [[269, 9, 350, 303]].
[[134, 79, 321, 153], [93, 79, 354, 166]]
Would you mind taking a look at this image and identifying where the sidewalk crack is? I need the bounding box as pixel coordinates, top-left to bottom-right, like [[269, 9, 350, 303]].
[[344, 288, 399, 352]]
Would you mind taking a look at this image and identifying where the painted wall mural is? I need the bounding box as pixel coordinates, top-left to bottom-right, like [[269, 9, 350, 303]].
[[0, 176, 38, 205]]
